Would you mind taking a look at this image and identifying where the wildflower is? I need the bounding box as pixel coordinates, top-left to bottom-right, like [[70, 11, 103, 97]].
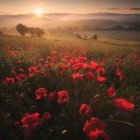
[[39, 58, 44, 63], [52, 56, 58, 63], [83, 117, 109, 140], [116, 69, 123, 76], [16, 74, 27, 81], [21, 112, 40, 138], [115, 58, 122, 66], [86, 72, 94, 80], [96, 67, 105, 75], [35, 88, 48, 100], [89, 61, 99, 70], [72, 73, 84, 82], [41, 112, 51, 123], [4, 77, 15, 85], [52, 51, 57, 55], [58, 66, 64, 73], [28, 66, 38, 73], [45, 63, 52, 68], [79, 104, 93, 117], [21, 112, 40, 127], [119, 74, 124, 81], [107, 87, 116, 97], [89, 129, 110, 140], [48, 91, 56, 102], [73, 63, 87, 72], [114, 98, 134, 112], [83, 117, 106, 135], [57, 90, 70, 104], [96, 76, 106, 83], [80, 56, 87, 62]]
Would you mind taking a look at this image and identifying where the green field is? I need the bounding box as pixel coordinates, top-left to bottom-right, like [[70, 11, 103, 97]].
[[0, 34, 140, 140]]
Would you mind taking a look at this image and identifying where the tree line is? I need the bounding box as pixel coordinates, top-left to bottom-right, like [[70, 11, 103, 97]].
[[16, 24, 45, 37]]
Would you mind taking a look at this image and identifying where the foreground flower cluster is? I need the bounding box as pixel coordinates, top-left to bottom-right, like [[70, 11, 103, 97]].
[[0, 42, 140, 140]]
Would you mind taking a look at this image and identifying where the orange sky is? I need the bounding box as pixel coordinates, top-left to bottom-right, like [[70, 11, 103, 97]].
[[0, 0, 140, 15]]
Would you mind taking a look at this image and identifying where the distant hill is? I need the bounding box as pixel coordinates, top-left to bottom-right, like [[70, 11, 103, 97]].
[[0, 12, 140, 27], [0, 13, 140, 35]]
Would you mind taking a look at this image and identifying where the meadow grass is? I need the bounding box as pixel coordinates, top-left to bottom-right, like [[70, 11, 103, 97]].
[[0, 35, 140, 140]]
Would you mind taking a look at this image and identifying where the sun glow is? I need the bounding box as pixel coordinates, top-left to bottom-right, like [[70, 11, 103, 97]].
[[35, 8, 43, 17]]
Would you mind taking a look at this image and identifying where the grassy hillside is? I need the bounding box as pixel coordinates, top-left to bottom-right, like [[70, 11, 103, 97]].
[[0, 35, 140, 140]]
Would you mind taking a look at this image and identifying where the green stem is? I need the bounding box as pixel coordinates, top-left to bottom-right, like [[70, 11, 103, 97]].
[[105, 119, 136, 128]]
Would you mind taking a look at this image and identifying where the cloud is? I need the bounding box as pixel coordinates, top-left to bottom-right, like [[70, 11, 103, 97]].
[[129, 8, 140, 11], [106, 8, 120, 10], [0, 11, 11, 14]]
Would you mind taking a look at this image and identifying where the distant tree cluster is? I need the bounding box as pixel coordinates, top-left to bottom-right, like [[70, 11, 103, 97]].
[[51, 23, 140, 32], [16, 24, 44, 37], [75, 34, 98, 40]]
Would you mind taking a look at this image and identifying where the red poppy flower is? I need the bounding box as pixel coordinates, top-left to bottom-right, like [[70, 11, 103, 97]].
[[52, 56, 58, 63], [83, 117, 106, 135], [96, 67, 105, 75], [99, 61, 105, 66], [89, 61, 99, 70], [79, 104, 93, 117], [119, 74, 124, 81], [89, 129, 110, 140], [16, 74, 27, 81], [47, 56, 52, 61], [107, 87, 116, 97], [116, 69, 123, 76], [21, 112, 40, 127], [4, 77, 15, 85], [115, 58, 121, 66], [48, 91, 56, 102], [72, 73, 84, 82], [69, 57, 77, 66], [45, 63, 52, 69], [73, 63, 87, 72], [96, 76, 106, 83], [52, 50, 57, 55], [39, 58, 44, 63], [28, 66, 38, 73], [21, 112, 40, 138], [86, 72, 94, 80], [35, 88, 48, 100], [41, 112, 51, 123], [114, 98, 134, 112], [80, 56, 87, 62], [57, 90, 70, 104]]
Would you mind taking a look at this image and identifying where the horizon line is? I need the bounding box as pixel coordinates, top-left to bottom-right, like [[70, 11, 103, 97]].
[[0, 12, 140, 16]]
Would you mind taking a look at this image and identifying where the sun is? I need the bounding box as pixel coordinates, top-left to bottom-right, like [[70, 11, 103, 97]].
[[35, 8, 43, 17]]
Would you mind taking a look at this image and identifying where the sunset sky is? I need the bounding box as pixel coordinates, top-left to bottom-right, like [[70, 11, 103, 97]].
[[0, 0, 140, 15]]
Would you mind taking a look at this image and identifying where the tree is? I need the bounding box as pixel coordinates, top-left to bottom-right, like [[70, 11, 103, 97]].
[[16, 24, 28, 36], [16, 23, 45, 38], [28, 27, 44, 37], [35, 28, 44, 37], [28, 27, 35, 37]]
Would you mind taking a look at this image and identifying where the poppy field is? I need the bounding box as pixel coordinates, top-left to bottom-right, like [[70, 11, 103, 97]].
[[0, 35, 140, 140]]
